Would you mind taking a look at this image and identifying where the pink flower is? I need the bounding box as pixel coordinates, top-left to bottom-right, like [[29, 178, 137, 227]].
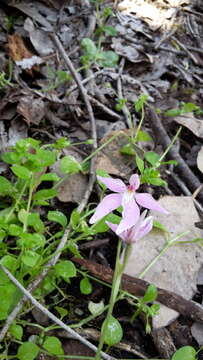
[[89, 174, 168, 234], [106, 210, 153, 244]]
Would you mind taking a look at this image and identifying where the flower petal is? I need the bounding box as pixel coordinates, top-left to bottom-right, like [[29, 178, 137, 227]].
[[106, 221, 128, 242], [135, 193, 168, 214], [135, 216, 153, 242], [129, 174, 140, 190], [116, 198, 140, 234], [97, 176, 126, 193], [89, 193, 122, 224]]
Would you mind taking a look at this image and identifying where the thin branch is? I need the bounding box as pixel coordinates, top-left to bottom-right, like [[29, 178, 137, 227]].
[[147, 107, 203, 201], [0, 265, 116, 360]]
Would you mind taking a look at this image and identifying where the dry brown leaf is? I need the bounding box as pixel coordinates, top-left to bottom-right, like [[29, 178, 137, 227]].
[[17, 96, 45, 126], [52, 149, 88, 204], [95, 130, 133, 178], [7, 33, 33, 62], [174, 113, 203, 138]]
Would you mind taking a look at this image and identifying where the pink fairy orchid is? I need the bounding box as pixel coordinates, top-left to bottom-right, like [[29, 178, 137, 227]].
[[89, 174, 168, 234], [106, 210, 153, 244]]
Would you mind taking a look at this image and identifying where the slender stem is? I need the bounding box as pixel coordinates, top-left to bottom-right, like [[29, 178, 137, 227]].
[[158, 126, 182, 163], [23, 175, 34, 232], [95, 239, 122, 360], [95, 242, 132, 360], [134, 104, 145, 142], [5, 181, 27, 222], [138, 231, 189, 279]]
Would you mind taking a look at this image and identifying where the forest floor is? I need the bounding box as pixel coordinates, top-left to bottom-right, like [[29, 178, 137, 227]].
[[0, 0, 203, 359]]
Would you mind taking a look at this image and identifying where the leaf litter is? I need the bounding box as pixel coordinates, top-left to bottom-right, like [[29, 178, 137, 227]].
[[0, 0, 203, 358]]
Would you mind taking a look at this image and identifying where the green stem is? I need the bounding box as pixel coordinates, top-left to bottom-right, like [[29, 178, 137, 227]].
[[5, 181, 28, 222], [23, 175, 34, 232], [134, 104, 145, 142], [138, 231, 189, 279], [95, 242, 132, 360], [158, 126, 182, 164]]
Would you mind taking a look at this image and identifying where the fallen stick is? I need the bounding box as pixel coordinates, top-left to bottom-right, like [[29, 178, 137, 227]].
[[73, 258, 203, 324]]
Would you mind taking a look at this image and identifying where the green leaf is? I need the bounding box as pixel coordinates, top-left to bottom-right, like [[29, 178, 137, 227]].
[[103, 6, 113, 17], [39, 172, 60, 182], [88, 300, 104, 315], [19, 233, 45, 249], [0, 283, 17, 320], [27, 213, 44, 233], [70, 209, 80, 230], [103, 315, 123, 346], [60, 155, 82, 175], [142, 284, 158, 303], [18, 209, 29, 226], [0, 229, 6, 241], [135, 154, 144, 174], [48, 211, 67, 228], [144, 151, 160, 166], [55, 306, 68, 319], [81, 38, 97, 59], [102, 25, 117, 36], [80, 278, 92, 295], [92, 213, 121, 233], [8, 224, 22, 236], [1, 151, 21, 164], [54, 137, 71, 150], [17, 342, 39, 360], [120, 144, 136, 156], [11, 165, 31, 180], [9, 323, 23, 340], [181, 102, 200, 113], [171, 346, 196, 360], [153, 220, 168, 232], [136, 130, 152, 142], [0, 255, 17, 272], [0, 176, 14, 196], [54, 260, 76, 282], [164, 108, 181, 117], [37, 149, 56, 166], [22, 250, 40, 267], [98, 51, 119, 68], [43, 336, 64, 356], [134, 94, 148, 112], [33, 188, 57, 201]]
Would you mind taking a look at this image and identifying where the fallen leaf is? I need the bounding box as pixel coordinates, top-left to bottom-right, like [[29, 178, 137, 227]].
[[52, 150, 88, 204], [124, 196, 203, 328], [24, 18, 54, 56], [17, 96, 45, 126], [7, 33, 33, 62], [174, 113, 203, 138], [95, 130, 133, 177]]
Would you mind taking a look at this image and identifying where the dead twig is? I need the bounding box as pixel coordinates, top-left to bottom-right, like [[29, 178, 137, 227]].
[[0, 265, 116, 360], [147, 107, 203, 202], [73, 258, 203, 324], [117, 58, 132, 128]]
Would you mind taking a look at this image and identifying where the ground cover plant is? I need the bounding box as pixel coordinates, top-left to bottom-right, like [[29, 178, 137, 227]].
[[1, 0, 203, 359]]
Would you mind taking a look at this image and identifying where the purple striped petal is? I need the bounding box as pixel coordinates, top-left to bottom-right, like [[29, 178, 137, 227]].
[[116, 198, 140, 234], [129, 174, 140, 190], [89, 193, 122, 224], [97, 176, 126, 193], [135, 193, 168, 214]]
